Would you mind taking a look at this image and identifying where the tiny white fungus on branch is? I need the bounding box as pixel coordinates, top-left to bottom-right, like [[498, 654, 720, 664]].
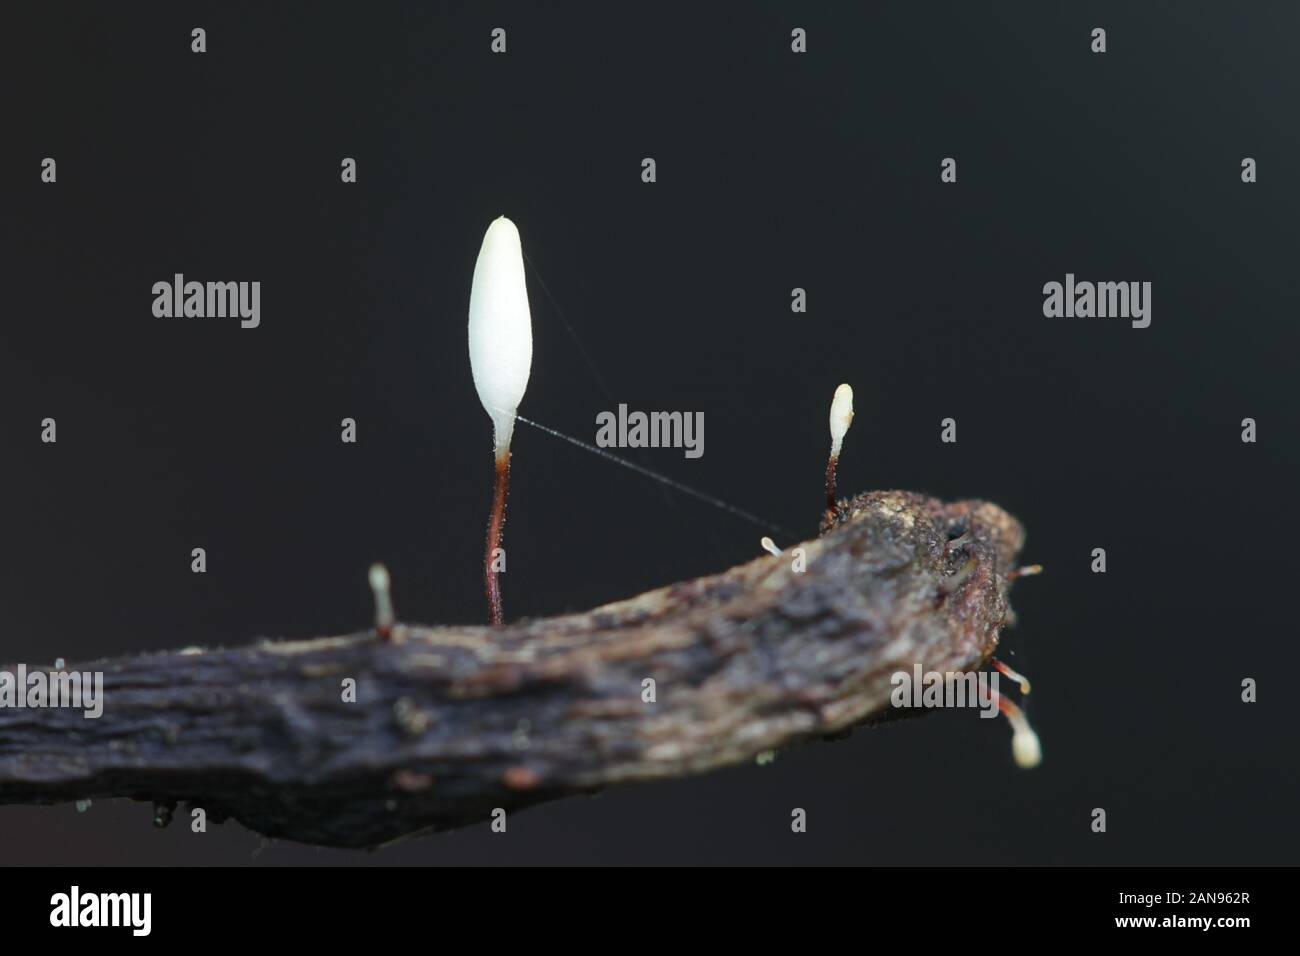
[[825, 383, 854, 514], [829, 383, 854, 460]]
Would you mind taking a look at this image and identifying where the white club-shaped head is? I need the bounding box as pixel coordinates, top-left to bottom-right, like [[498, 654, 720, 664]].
[[1012, 725, 1042, 769], [829, 383, 854, 459], [468, 216, 533, 459]]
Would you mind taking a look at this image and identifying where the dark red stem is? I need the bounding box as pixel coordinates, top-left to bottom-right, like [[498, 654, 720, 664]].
[[484, 455, 511, 626], [825, 454, 839, 516]]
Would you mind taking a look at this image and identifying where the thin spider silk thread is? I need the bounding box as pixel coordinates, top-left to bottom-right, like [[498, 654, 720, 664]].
[[504, 411, 787, 536], [518, 248, 768, 550], [520, 250, 685, 513]]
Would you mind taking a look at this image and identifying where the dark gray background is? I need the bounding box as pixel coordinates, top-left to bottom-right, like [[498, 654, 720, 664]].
[[2, 1, 1296, 864]]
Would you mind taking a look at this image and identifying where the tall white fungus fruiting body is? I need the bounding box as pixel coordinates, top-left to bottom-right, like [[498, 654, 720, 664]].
[[468, 216, 533, 459]]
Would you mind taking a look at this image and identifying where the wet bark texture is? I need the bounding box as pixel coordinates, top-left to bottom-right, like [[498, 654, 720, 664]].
[[0, 490, 1026, 848]]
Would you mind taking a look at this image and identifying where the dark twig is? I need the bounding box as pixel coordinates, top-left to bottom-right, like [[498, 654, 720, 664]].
[[0, 491, 1025, 848]]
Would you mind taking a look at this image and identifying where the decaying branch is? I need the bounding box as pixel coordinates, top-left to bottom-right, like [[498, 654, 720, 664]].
[[0, 491, 1026, 848]]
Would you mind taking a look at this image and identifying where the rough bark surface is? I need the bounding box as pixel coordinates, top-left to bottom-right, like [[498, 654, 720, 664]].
[[0, 490, 1026, 847]]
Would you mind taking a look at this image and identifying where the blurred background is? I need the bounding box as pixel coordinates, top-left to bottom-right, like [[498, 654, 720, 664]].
[[1, 1, 1296, 864]]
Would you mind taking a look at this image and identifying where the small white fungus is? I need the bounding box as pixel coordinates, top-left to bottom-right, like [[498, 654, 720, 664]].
[[1012, 726, 1043, 769], [829, 383, 854, 459]]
